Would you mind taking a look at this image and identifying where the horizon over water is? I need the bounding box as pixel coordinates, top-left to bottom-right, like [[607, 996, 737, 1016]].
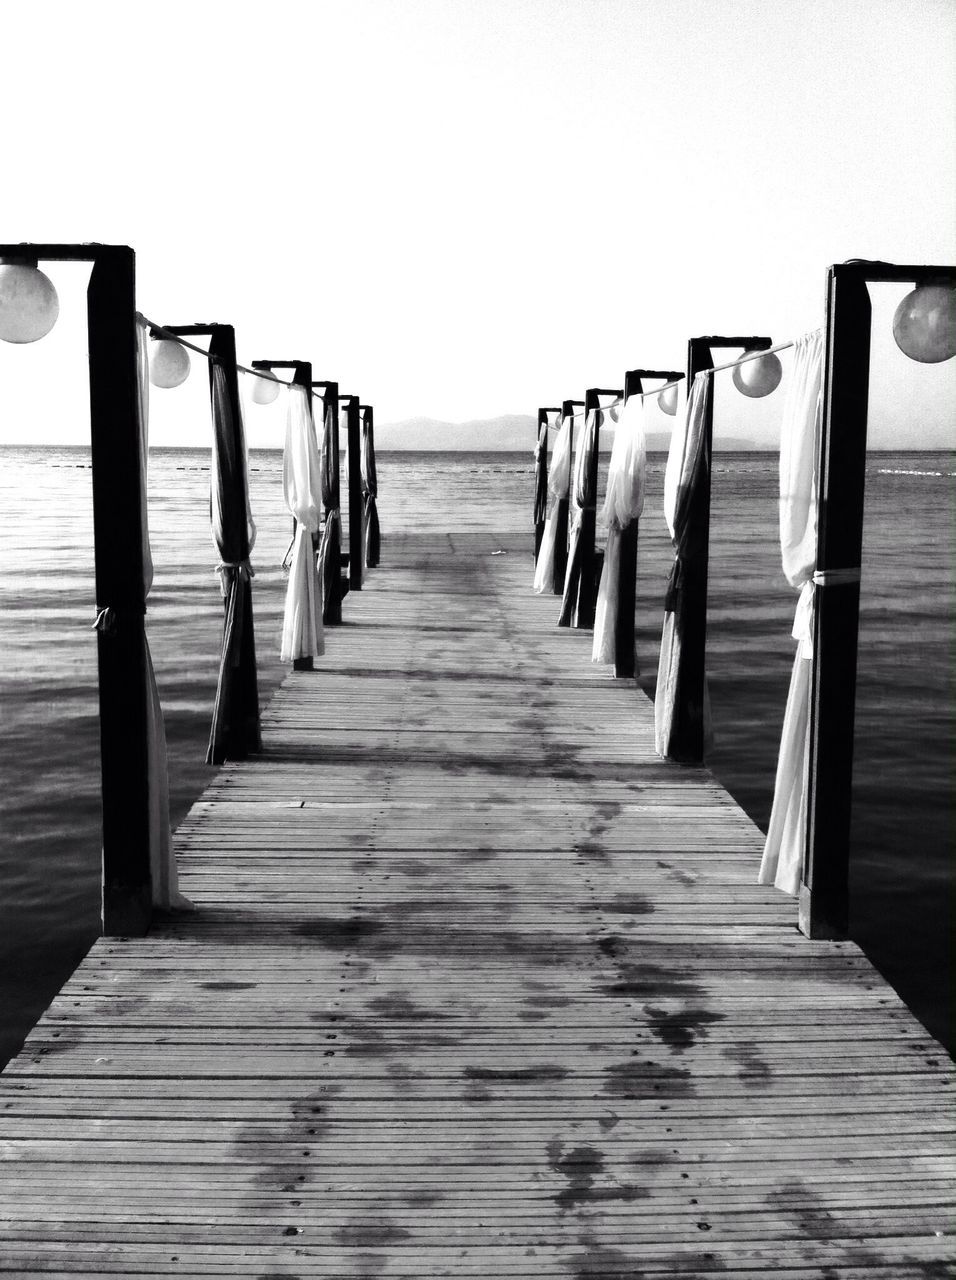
[[0, 444, 952, 1068]]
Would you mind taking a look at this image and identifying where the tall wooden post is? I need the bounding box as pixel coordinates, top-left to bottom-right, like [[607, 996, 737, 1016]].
[[340, 394, 363, 591], [534, 408, 557, 563], [253, 359, 315, 667], [615, 369, 684, 679], [0, 244, 155, 935], [312, 380, 343, 623], [673, 335, 773, 762], [554, 399, 583, 593], [360, 404, 380, 568], [576, 386, 622, 629], [164, 323, 261, 760], [800, 260, 955, 938]]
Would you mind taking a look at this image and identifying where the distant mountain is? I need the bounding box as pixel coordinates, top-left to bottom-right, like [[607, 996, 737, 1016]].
[[375, 414, 757, 453]]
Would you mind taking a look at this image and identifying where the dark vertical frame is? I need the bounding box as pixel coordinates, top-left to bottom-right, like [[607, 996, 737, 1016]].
[[0, 244, 153, 934], [672, 335, 772, 762], [339, 394, 364, 591], [554, 399, 583, 592], [311, 380, 343, 623], [801, 261, 955, 938], [359, 404, 380, 568], [534, 407, 558, 563], [163, 323, 261, 760], [577, 386, 622, 630]]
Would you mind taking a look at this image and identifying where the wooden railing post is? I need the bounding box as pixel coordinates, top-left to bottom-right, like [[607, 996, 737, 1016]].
[[533, 408, 557, 563], [554, 399, 583, 593], [339, 394, 363, 591], [360, 404, 380, 568], [312, 380, 344, 624], [578, 386, 622, 629], [163, 323, 261, 760], [616, 369, 684, 679], [800, 260, 956, 938], [674, 335, 773, 761]]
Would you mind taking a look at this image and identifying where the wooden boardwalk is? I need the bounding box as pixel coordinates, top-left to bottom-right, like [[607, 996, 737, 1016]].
[[1, 493, 954, 1277]]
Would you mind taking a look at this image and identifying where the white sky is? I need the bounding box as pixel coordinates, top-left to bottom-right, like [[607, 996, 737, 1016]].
[[0, 0, 954, 447]]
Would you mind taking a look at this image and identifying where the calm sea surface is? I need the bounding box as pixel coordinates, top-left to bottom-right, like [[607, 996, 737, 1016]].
[[0, 446, 952, 1065]]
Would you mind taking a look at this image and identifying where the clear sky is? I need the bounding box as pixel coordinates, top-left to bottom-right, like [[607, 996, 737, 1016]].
[[0, 0, 953, 447]]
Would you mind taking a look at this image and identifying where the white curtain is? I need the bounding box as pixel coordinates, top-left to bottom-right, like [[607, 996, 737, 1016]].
[[759, 330, 825, 894], [592, 395, 648, 663], [533, 410, 572, 594], [280, 384, 325, 662], [134, 320, 190, 910]]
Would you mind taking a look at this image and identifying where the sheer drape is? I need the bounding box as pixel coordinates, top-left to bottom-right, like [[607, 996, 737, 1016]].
[[280, 384, 325, 662], [360, 407, 380, 569], [206, 362, 259, 764], [558, 408, 597, 625], [134, 320, 189, 909], [592, 395, 647, 663], [533, 410, 571, 594], [317, 397, 341, 615], [759, 329, 825, 894], [654, 375, 711, 760]]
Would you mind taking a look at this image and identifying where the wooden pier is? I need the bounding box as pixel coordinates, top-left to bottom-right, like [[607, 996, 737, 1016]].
[[1, 488, 954, 1277]]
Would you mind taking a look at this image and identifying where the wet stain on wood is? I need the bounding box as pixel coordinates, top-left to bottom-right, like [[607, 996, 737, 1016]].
[[602, 1059, 694, 1099], [464, 1065, 571, 1083], [644, 1005, 726, 1053]]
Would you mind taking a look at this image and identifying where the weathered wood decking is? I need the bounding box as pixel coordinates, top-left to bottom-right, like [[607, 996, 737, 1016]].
[[2, 496, 954, 1277]]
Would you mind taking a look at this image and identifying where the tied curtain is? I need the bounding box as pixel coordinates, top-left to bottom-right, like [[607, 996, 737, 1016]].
[[592, 394, 648, 663], [759, 329, 825, 894], [532, 419, 549, 533], [557, 407, 598, 625], [317, 397, 341, 614], [133, 320, 190, 910], [361, 407, 380, 569], [206, 362, 259, 764], [533, 410, 571, 594], [654, 374, 711, 761], [280, 384, 325, 662]]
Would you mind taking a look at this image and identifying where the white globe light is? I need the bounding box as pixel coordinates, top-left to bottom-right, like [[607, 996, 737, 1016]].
[[149, 338, 191, 389], [608, 403, 621, 423], [658, 383, 679, 416], [733, 351, 782, 398], [251, 373, 280, 405], [893, 284, 956, 364], [0, 263, 60, 344]]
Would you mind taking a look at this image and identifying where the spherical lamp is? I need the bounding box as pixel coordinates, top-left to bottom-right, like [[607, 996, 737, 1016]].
[[892, 284, 956, 364], [608, 402, 621, 423], [0, 261, 60, 343], [658, 383, 679, 416], [149, 338, 191, 389], [733, 351, 782, 398], [251, 373, 281, 405]]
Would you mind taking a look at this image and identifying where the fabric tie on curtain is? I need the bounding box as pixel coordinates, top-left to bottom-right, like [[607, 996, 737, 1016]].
[[759, 329, 826, 895], [317, 397, 342, 615], [654, 374, 712, 760], [360, 408, 380, 569], [592, 395, 647, 663], [533, 410, 571, 594], [280, 384, 325, 662], [558, 408, 598, 625], [134, 319, 191, 910], [206, 362, 259, 764]]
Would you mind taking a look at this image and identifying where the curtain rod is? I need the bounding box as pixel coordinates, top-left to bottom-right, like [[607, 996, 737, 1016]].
[[560, 377, 684, 423], [697, 329, 821, 379]]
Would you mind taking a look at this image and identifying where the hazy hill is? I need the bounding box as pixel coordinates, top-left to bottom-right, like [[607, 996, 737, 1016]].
[[375, 414, 756, 452]]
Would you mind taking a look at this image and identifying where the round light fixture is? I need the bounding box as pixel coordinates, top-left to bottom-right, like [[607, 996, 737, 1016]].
[[892, 283, 956, 364], [251, 373, 281, 405], [148, 338, 191, 389], [658, 383, 679, 416], [0, 260, 60, 344], [732, 351, 782, 398]]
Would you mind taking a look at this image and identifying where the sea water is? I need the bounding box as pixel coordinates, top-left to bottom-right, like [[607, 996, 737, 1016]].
[[0, 446, 952, 1065]]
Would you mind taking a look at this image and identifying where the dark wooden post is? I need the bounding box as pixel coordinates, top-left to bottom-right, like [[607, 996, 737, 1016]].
[[340, 394, 363, 591], [360, 404, 380, 568], [554, 399, 583, 593], [800, 261, 955, 938], [253, 359, 315, 667], [534, 408, 558, 563], [577, 386, 622, 629], [312, 381, 343, 622], [615, 369, 684, 679], [163, 323, 261, 759], [674, 335, 773, 761]]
